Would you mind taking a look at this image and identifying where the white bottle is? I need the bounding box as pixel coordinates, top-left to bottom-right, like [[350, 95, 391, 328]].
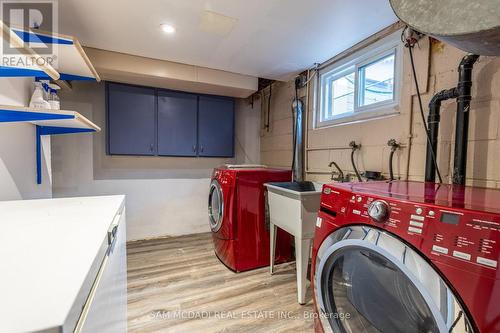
[[48, 88, 60, 110], [29, 81, 51, 109]]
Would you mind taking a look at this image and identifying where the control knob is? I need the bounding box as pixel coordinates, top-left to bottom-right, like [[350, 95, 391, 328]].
[[368, 200, 390, 223]]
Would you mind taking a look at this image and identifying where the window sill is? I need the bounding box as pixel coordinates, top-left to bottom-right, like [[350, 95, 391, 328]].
[[315, 106, 400, 129]]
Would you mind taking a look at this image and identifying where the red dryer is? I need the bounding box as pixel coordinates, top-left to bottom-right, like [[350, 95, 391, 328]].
[[209, 165, 293, 272], [311, 181, 500, 333]]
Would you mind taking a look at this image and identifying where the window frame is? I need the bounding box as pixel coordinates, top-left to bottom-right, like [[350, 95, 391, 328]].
[[314, 30, 403, 128]]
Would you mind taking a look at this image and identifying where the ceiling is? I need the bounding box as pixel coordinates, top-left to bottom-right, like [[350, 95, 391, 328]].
[[59, 0, 397, 80]]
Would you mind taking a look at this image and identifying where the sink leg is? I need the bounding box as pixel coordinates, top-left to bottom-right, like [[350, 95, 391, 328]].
[[296, 237, 312, 305], [270, 223, 277, 275]]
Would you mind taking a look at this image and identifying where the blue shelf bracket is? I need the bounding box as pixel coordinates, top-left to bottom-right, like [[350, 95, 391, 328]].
[[36, 125, 96, 184]]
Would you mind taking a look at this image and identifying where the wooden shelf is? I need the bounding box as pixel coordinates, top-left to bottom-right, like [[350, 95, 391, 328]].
[[0, 104, 101, 131], [0, 21, 100, 81], [0, 104, 100, 185]]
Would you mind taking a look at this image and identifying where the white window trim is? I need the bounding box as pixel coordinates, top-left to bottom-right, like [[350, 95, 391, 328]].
[[314, 30, 403, 128]]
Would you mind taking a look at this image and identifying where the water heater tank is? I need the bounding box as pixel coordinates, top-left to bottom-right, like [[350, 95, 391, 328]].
[[389, 0, 500, 55]]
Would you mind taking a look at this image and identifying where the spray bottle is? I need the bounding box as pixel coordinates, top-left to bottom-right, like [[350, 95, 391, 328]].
[[48, 83, 60, 110], [29, 78, 50, 109]]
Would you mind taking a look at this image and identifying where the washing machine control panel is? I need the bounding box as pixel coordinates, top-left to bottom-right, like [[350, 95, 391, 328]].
[[367, 200, 390, 223], [320, 184, 500, 278]]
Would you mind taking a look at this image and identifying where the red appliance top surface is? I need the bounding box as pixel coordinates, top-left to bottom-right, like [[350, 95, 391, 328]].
[[216, 165, 290, 173], [330, 181, 500, 215]]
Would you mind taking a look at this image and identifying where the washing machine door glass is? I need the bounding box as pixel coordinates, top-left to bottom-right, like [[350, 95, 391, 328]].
[[315, 226, 474, 333], [322, 247, 438, 332], [208, 180, 224, 232]]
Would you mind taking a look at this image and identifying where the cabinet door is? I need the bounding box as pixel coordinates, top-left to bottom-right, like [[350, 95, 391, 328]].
[[107, 83, 156, 155], [76, 209, 127, 333], [157, 90, 198, 156], [198, 95, 235, 157]]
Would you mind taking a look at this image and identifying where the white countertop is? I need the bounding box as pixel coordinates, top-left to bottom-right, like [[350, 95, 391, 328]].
[[0, 195, 125, 333]]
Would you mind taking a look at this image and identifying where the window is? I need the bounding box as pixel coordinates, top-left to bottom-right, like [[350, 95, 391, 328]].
[[316, 31, 402, 127], [359, 53, 395, 107]]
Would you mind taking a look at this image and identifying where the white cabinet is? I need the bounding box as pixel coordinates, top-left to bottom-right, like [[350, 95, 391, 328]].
[[75, 208, 127, 333], [0, 195, 127, 333]]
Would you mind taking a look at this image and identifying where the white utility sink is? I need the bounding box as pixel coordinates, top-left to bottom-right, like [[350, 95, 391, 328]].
[[264, 181, 323, 304], [265, 181, 323, 239]]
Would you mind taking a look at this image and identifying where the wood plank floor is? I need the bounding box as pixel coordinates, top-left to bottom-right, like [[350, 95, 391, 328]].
[[127, 232, 315, 333]]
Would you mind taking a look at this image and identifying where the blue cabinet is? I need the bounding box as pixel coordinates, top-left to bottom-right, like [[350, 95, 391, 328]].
[[157, 91, 198, 156], [106, 82, 235, 157], [107, 83, 156, 155], [198, 95, 235, 157]]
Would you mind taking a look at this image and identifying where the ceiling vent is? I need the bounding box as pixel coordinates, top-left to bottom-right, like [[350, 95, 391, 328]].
[[199, 10, 238, 37]]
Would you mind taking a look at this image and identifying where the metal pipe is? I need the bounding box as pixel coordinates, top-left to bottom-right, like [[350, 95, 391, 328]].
[[306, 147, 352, 152], [304, 70, 311, 179], [328, 161, 344, 181], [292, 97, 304, 182], [452, 54, 479, 185], [424, 88, 458, 182], [405, 92, 414, 180]]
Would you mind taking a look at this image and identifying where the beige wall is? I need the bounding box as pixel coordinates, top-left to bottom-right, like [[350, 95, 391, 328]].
[[260, 37, 500, 188], [0, 77, 52, 200], [52, 81, 260, 240]]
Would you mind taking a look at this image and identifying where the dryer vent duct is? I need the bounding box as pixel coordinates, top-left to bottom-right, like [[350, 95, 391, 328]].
[[291, 98, 304, 182], [390, 0, 500, 55]]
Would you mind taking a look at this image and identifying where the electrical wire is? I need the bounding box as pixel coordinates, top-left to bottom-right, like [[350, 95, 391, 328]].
[[302, 64, 319, 85], [266, 83, 272, 132], [407, 41, 443, 183]]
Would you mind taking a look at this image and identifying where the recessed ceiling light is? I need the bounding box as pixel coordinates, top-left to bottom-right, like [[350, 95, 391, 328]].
[[160, 23, 175, 34]]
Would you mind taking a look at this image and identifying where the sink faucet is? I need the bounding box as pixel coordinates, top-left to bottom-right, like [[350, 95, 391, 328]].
[[329, 161, 345, 182]]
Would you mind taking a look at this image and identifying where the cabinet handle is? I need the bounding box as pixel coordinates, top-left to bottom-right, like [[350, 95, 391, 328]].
[[200, 145, 204, 153], [107, 213, 121, 246], [150, 144, 154, 152], [192, 145, 196, 152]]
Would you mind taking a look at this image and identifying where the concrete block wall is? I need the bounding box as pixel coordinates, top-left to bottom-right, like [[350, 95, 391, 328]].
[[260, 81, 296, 169], [260, 37, 500, 188]]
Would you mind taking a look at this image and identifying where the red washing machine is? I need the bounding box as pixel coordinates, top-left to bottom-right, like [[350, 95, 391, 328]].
[[209, 165, 293, 272], [311, 181, 500, 333]]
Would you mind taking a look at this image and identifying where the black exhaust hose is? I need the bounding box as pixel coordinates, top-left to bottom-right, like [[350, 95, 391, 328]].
[[452, 54, 479, 185], [389, 149, 395, 181], [424, 88, 458, 182], [351, 149, 362, 182]]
